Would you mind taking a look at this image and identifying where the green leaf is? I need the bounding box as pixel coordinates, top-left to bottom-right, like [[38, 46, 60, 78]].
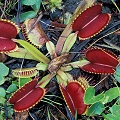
[[22, 0, 36, 5], [61, 65, 72, 71], [20, 78, 32, 87], [0, 2, 3, 6], [36, 63, 48, 71], [46, 41, 56, 59], [103, 105, 120, 120], [56, 23, 72, 54], [12, 81, 19, 86], [0, 114, 3, 120], [57, 69, 69, 85], [0, 63, 9, 76], [17, 40, 50, 64], [7, 48, 39, 61], [12, 11, 37, 23], [0, 87, 6, 97], [114, 74, 120, 83], [7, 106, 14, 117], [0, 97, 6, 104], [110, 104, 120, 114], [114, 64, 120, 83], [7, 84, 18, 93], [104, 113, 120, 120], [101, 87, 120, 104], [117, 97, 120, 104], [62, 33, 77, 53], [86, 102, 105, 116], [38, 74, 55, 88], [66, 60, 90, 68], [84, 86, 104, 104], [0, 76, 5, 85], [32, 0, 42, 12]]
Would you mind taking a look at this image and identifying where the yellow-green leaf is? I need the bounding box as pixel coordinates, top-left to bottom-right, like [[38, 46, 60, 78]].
[[65, 59, 90, 68], [36, 63, 48, 71], [46, 41, 56, 59], [16, 39, 50, 63], [60, 65, 72, 71], [62, 32, 77, 53], [7, 48, 38, 61], [57, 69, 69, 85], [38, 74, 55, 88], [56, 23, 72, 54]]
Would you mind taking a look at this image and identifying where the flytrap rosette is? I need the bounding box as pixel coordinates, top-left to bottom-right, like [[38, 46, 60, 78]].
[[81, 47, 119, 74], [9, 77, 45, 112], [60, 77, 89, 116], [72, 4, 111, 40], [0, 19, 19, 53], [22, 18, 49, 48]]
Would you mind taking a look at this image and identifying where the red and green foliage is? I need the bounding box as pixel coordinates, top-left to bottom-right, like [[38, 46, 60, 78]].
[[0, 0, 119, 119]]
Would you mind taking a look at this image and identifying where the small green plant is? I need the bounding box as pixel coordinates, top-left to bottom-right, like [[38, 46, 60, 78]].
[[43, 0, 63, 12], [0, 63, 9, 85], [0, 63, 15, 119], [13, 0, 42, 22], [85, 86, 120, 118]]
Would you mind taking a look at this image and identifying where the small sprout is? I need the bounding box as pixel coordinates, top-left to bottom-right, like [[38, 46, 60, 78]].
[[43, 0, 63, 12]]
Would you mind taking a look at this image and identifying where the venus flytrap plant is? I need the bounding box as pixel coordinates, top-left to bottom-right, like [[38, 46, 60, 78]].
[[4, 13, 89, 115], [0, 0, 119, 118]]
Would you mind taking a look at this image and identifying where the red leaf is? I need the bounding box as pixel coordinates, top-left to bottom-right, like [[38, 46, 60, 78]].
[[60, 81, 88, 116], [0, 37, 18, 53], [60, 84, 76, 115], [0, 19, 19, 38], [14, 87, 45, 112], [9, 78, 39, 104], [72, 4, 111, 39], [0, 19, 19, 53], [82, 48, 119, 74], [9, 78, 45, 112], [82, 63, 116, 74]]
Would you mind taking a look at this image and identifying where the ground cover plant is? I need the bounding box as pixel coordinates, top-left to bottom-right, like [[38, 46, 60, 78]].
[[0, 0, 120, 119]]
